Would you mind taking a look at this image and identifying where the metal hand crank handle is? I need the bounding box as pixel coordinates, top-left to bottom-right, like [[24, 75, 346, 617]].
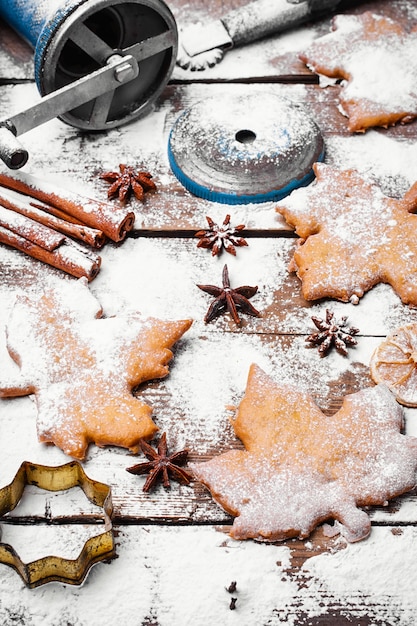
[[221, 0, 342, 48], [0, 30, 174, 169], [181, 0, 342, 58]]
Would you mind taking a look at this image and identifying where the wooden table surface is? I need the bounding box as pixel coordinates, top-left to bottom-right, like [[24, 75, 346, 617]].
[[0, 1, 417, 624]]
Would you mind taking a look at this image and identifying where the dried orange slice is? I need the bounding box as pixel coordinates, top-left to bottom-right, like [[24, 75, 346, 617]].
[[370, 323, 417, 407]]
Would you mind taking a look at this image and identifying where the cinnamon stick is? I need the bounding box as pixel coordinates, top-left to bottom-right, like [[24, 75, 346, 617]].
[[30, 199, 90, 224], [0, 171, 135, 242], [0, 188, 106, 248], [0, 204, 65, 252], [0, 224, 101, 281]]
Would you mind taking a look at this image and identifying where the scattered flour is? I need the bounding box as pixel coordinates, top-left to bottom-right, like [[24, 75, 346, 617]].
[[326, 131, 417, 196], [300, 12, 417, 132], [0, 524, 415, 625], [0, 7, 417, 622]]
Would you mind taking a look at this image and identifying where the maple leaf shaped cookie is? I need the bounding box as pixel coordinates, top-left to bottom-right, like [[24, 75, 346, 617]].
[[276, 162, 417, 305], [191, 364, 417, 543], [300, 12, 417, 132], [0, 279, 192, 459]]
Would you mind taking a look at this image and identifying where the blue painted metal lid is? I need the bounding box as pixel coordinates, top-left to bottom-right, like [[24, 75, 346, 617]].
[[168, 93, 325, 205]]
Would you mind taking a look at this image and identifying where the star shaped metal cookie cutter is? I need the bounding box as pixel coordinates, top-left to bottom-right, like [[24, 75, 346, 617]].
[[0, 461, 115, 588]]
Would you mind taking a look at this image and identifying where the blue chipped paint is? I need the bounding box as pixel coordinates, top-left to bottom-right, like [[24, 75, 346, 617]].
[[168, 139, 326, 205], [0, 0, 87, 88]]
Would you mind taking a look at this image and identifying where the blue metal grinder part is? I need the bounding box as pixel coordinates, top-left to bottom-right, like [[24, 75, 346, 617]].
[[167, 93, 325, 205], [0, 0, 102, 83]]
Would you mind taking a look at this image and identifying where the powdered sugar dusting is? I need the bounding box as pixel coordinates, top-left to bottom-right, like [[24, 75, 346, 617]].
[[303, 526, 417, 621], [326, 131, 417, 197], [0, 521, 414, 625], [310, 12, 417, 108], [276, 162, 417, 305], [301, 12, 417, 131], [91, 236, 286, 321], [191, 366, 417, 543], [0, 277, 191, 459], [343, 40, 417, 110]]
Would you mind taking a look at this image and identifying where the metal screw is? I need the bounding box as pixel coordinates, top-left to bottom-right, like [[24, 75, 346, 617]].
[[107, 54, 138, 84], [114, 61, 137, 83]]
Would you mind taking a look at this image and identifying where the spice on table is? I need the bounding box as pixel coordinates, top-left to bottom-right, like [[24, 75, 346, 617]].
[[0, 170, 135, 242], [197, 264, 260, 325], [226, 581, 237, 593], [195, 214, 247, 256], [100, 164, 157, 202], [0, 189, 106, 249], [306, 309, 359, 356], [126, 432, 193, 492], [0, 223, 101, 282]]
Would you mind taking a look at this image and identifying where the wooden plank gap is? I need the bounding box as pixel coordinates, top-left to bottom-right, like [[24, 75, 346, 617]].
[[169, 75, 319, 86], [0, 516, 106, 525], [112, 517, 233, 527], [0, 78, 33, 86], [130, 229, 297, 239]]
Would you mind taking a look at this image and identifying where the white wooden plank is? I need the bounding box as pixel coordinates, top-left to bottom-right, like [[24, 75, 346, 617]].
[[0, 525, 415, 625]]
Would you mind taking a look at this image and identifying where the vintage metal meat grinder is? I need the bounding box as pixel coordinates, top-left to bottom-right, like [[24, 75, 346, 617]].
[[0, 0, 178, 168]]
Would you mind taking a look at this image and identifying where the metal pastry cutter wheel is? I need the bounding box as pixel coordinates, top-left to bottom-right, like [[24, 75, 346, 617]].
[[168, 93, 325, 204], [0, 0, 177, 169], [0, 461, 115, 588]]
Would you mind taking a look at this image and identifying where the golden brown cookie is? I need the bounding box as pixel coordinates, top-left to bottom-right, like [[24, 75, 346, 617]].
[[276, 162, 417, 305], [299, 12, 417, 132], [370, 323, 417, 407], [191, 364, 417, 542], [0, 278, 192, 459]]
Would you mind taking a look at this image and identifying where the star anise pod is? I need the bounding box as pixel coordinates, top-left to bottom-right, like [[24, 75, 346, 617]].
[[100, 164, 156, 202], [197, 264, 261, 325], [306, 309, 359, 356], [126, 432, 192, 492], [195, 214, 248, 256]]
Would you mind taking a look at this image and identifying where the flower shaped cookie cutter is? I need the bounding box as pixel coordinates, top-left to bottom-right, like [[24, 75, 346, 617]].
[[0, 461, 115, 588]]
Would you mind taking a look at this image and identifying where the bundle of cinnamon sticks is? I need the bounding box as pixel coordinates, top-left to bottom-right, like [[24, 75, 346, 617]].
[[0, 171, 136, 281]]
